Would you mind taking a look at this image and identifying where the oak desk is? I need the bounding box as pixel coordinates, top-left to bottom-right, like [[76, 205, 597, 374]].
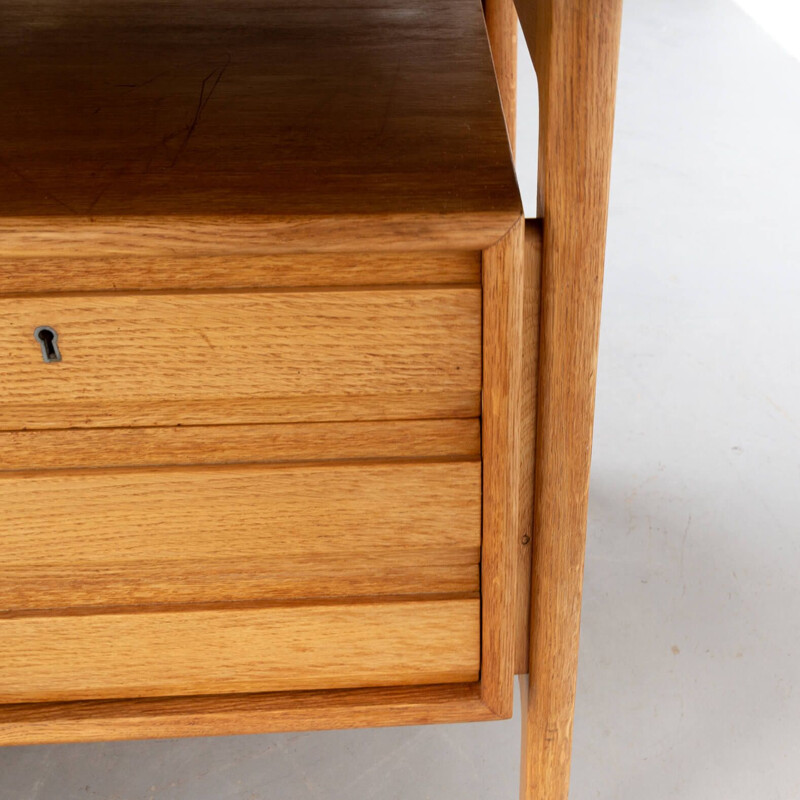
[[0, 1, 622, 797]]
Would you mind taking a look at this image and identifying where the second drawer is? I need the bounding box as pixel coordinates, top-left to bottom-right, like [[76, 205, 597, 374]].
[[0, 457, 481, 611]]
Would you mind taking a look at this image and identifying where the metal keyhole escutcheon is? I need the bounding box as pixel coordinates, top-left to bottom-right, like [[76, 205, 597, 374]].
[[34, 326, 62, 363]]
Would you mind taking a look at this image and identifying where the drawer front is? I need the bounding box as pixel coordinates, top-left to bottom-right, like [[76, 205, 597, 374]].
[[0, 287, 481, 430], [0, 459, 481, 611], [0, 598, 480, 703], [0, 456, 481, 703]]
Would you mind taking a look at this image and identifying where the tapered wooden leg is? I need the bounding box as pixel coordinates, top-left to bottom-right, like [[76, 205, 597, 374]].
[[514, 1, 623, 798], [484, 0, 518, 153]]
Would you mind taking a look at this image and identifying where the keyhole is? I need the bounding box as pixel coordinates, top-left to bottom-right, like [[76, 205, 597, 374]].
[[34, 326, 61, 363]]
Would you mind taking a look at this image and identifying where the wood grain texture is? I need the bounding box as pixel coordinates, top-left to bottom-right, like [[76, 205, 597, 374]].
[[3, 563, 480, 613], [0, 217, 517, 259], [516, 1, 623, 798], [0, 683, 498, 747], [484, 0, 519, 152], [0, 287, 480, 430], [0, 418, 480, 472], [0, 251, 481, 296], [480, 215, 525, 716], [513, 219, 541, 675], [0, 598, 480, 703], [0, 0, 520, 254], [0, 460, 480, 611]]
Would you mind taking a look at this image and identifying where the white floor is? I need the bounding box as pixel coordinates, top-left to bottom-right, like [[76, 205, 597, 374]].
[[2, 1, 799, 797]]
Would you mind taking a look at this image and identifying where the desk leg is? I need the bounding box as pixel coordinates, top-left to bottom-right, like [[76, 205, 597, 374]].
[[484, 0, 518, 153], [515, 1, 623, 798]]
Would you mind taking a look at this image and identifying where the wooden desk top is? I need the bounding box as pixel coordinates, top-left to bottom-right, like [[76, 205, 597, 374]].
[[0, 0, 521, 254]]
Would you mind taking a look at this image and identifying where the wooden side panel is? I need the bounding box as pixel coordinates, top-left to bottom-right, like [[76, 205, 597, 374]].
[[516, 0, 624, 798], [0, 418, 480, 472], [0, 683, 498, 747], [0, 460, 480, 611], [480, 215, 525, 716], [513, 219, 541, 675], [0, 598, 480, 703], [0, 251, 481, 296], [0, 287, 481, 430]]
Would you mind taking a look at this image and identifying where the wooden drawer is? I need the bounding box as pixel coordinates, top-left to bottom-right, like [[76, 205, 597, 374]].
[[0, 286, 481, 430], [0, 454, 481, 703], [0, 598, 480, 703], [0, 457, 481, 610]]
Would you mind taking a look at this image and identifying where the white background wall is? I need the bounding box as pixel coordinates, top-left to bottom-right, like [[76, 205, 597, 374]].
[[1, 1, 798, 797], [731, 0, 800, 61]]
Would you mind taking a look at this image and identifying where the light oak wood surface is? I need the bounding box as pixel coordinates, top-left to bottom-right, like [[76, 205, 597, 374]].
[[0, 598, 480, 703], [0, 251, 480, 295], [0, 683, 496, 747], [485, 0, 519, 152], [0, 0, 521, 255], [0, 460, 480, 611], [0, 418, 480, 472], [2, 562, 480, 614], [480, 216, 525, 716], [0, 217, 516, 259], [516, 1, 624, 798], [0, 287, 481, 429], [513, 219, 541, 675]]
